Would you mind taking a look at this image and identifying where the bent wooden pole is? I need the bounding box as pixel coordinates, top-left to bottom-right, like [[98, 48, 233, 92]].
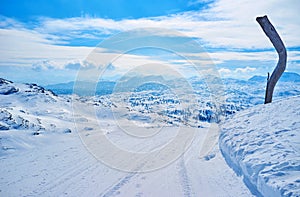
[[256, 15, 287, 104]]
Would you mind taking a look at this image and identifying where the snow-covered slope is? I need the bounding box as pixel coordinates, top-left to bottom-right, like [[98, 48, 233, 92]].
[[0, 78, 73, 130], [1, 77, 299, 196], [220, 96, 300, 197], [0, 78, 253, 196]]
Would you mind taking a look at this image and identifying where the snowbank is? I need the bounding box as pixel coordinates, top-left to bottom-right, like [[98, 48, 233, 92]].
[[220, 96, 300, 196]]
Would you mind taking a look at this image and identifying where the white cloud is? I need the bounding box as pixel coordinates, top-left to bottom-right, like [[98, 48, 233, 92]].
[[218, 66, 260, 79], [198, 0, 300, 49], [27, 0, 300, 50], [218, 67, 232, 78], [1, 0, 299, 54], [0, 28, 94, 68], [32, 60, 58, 71], [0, 0, 299, 81], [219, 68, 231, 74], [64, 60, 97, 70], [234, 66, 256, 73]]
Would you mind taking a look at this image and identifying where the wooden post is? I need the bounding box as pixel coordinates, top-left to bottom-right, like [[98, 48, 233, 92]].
[[256, 15, 287, 104]]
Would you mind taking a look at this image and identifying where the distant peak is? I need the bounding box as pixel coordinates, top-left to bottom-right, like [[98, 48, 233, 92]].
[[248, 72, 300, 82], [0, 78, 13, 85]]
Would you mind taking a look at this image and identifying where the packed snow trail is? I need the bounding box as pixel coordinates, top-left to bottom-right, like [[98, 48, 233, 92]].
[[0, 110, 253, 197]]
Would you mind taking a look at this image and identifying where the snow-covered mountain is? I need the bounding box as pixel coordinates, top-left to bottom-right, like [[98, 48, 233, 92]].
[[43, 72, 300, 126], [2, 74, 300, 130], [46, 72, 300, 97], [0, 78, 67, 134], [249, 72, 300, 83], [45, 81, 116, 95]]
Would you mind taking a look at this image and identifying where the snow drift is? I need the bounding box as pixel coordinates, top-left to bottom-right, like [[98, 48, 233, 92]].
[[220, 96, 300, 196]]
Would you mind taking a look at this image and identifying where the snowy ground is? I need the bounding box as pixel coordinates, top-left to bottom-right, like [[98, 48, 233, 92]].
[[0, 79, 253, 196], [1, 78, 300, 196], [220, 96, 300, 197], [0, 126, 253, 197]]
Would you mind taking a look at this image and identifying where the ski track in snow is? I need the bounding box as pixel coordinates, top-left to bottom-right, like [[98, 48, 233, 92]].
[[33, 160, 98, 196], [101, 172, 137, 197], [177, 157, 193, 197]]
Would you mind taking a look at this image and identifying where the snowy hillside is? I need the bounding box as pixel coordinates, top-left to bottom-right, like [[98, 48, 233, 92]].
[[0, 78, 74, 136], [220, 96, 300, 197], [1, 77, 299, 196], [0, 78, 253, 196]]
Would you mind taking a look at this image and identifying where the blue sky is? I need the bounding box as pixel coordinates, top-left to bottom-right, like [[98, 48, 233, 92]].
[[0, 0, 208, 20], [0, 0, 299, 85]]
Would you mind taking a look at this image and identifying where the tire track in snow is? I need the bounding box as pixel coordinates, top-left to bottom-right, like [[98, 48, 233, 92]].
[[98, 136, 159, 197], [30, 156, 97, 196], [99, 161, 147, 197], [100, 172, 137, 197], [177, 157, 193, 197]]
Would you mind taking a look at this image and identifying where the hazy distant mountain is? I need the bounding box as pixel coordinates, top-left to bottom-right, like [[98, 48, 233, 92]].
[[46, 75, 169, 95], [248, 72, 300, 82], [46, 81, 116, 96], [115, 75, 167, 92], [248, 75, 266, 82], [45, 72, 300, 96]]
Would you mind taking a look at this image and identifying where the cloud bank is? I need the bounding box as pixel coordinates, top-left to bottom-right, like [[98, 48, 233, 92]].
[[0, 0, 299, 82]]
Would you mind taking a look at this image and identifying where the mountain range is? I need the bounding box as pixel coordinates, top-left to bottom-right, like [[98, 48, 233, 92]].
[[248, 72, 300, 82], [45, 72, 300, 96]]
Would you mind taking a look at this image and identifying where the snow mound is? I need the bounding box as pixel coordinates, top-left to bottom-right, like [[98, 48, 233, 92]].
[[220, 96, 300, 197], [0, 79, 75, 155]]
